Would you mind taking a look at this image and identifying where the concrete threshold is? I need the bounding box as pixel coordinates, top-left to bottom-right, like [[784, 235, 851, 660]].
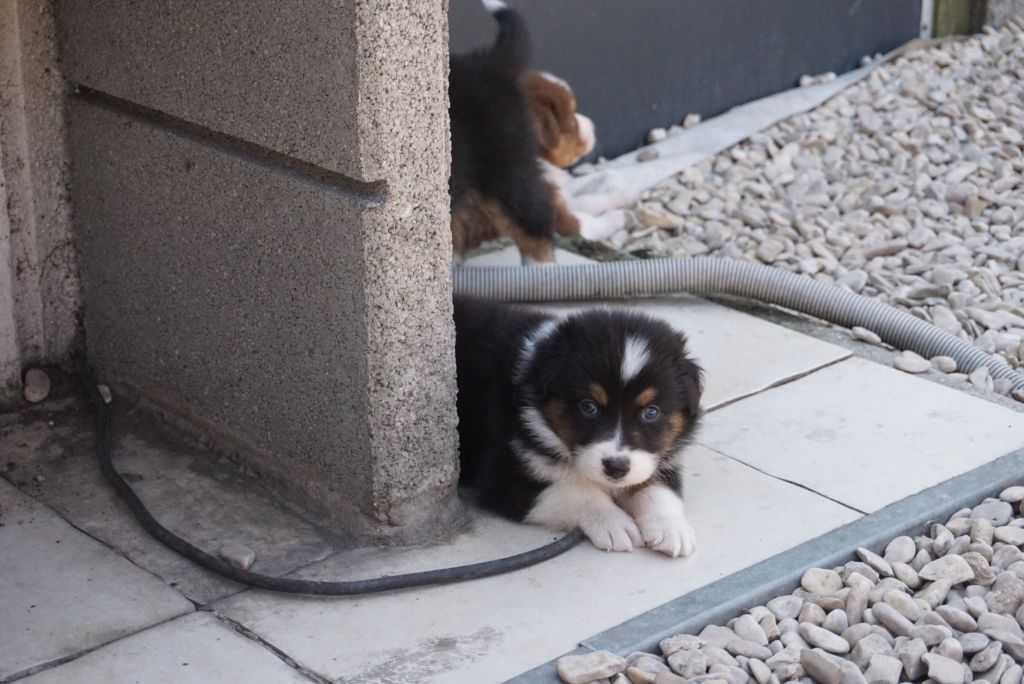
[[508, 447, 1024, 683]]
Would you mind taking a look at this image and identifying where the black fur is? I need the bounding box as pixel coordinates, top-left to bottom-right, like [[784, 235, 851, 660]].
[[449, 5, 555, 245], [454, 297, 703, 522]]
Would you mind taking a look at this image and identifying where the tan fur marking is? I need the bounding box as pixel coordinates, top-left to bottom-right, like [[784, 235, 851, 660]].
[[660, 411, 686, 452], [521, 70, 591, 168], [541, 399, 573, 447], [635, 387, 658, 406], [589, 383, 608, 406], [451, 190, 554, 262], [513, 231, 555, 263]]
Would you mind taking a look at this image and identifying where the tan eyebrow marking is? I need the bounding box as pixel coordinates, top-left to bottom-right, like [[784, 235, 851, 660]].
[[589, 383, 608, 406], [635, 387, 658, 406]]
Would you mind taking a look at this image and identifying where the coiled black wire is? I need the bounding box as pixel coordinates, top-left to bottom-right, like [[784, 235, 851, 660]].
[[79, 361, 583, 596]]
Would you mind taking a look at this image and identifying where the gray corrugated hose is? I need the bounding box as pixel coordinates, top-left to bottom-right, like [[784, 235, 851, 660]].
[[452, 257, 1024, 392]]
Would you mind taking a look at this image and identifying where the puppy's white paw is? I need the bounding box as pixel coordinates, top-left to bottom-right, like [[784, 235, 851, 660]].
[[581, 506, 643, 552], [637, 513, 696, 558]]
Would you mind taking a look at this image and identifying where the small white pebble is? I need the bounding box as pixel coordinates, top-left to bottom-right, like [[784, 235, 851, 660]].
[[894, 351, 930, 374], [851, 326, 882, 346], [217, 543, 256, 571], [23, 368, 51, 404]]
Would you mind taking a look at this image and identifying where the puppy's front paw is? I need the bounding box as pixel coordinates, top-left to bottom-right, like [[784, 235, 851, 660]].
[[581, 506, 643, 552], [637, 513, 696, 558]]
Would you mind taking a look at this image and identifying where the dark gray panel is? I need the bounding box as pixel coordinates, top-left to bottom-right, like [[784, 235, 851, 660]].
[[450, 1, 920, 159]]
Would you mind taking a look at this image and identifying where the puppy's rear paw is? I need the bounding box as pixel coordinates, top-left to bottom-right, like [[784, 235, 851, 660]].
[[638, 514, 696, 558], [581, 507, 642, 552]]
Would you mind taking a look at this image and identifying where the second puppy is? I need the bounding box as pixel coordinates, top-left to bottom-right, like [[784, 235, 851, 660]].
[[455, 297, 702, 556]]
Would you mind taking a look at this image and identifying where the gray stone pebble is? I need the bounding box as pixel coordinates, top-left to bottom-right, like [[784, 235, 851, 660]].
[[921, 555, 977, 584], [799, 623, 850, 654], [557, 651, 625, 683]]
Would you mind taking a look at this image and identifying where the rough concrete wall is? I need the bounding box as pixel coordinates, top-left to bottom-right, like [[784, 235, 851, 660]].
[[0, 0, 79, 371], [60, 0, 459, 542], [353, 0, 460, 528], [988, 0, 1024, 25]]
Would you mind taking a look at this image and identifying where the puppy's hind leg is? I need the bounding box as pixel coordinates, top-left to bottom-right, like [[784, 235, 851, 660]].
[[526, 479, 642, 552], [489, 170, 557, 265]]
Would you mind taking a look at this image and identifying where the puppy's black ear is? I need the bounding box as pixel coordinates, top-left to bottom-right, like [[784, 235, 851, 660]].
[[681, 361, 704, 419], [673, 331, 703, 418]]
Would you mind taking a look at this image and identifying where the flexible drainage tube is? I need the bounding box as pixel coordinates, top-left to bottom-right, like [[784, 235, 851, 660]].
[[452, 257, 1024, 392]]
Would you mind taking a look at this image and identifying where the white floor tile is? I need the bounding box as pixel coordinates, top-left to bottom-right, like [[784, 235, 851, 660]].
[[699, 356, 1024, 513], [19, 612, 312, 684], [0, 480, 193, 680], [214, 445, 859, 684]]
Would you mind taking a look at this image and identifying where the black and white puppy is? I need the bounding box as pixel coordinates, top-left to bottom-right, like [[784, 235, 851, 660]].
[[455, 297, 703, 556]]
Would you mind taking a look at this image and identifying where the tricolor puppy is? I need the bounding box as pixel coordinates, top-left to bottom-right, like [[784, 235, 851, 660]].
[[455, 297, 702, 556], [449, 0, 559, 264], [522, 70, 639, 242]]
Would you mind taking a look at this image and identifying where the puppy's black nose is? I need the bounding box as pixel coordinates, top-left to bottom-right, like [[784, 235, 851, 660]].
[[602, 456, 630, 480]]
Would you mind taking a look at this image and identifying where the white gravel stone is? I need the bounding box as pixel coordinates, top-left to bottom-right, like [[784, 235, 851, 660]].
[[856, 548, 894, 578], [660, 634, 705, 656], [851, 326, 882, 346], [995, 526, 1024, 546], [733, 614, 769, 646], [864, 654, 902, 684], [1001, 487, 1024, 504], [801, 568, 844, 595], [668, 649, 708, 677], [884, 536, 916, 565], [799, 623, 850, 654], [920, 555, 977, 584], [558, 651, 626, 683], [932, 356, 959, 373], [923, 652, 967, 684], [894, 351, 931, 374], [23, 368, 51, 404], [217, 543, 256, 571]]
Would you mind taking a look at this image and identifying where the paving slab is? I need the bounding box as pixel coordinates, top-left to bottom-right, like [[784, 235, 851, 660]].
[[0, 478, 193, 681], [214, 445, 859, 684], [18, 612, 314, 684], [0, 398, 342, 605], [699, 355, 1024, 513], [537, 296, 851, 410]]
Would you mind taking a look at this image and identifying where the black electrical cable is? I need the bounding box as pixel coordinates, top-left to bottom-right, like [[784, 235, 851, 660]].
[[78, 362, 584, 595]]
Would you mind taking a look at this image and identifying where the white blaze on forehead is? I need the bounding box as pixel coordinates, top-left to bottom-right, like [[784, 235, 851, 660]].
[[515, 318, 561, 381], [621, 335, 651, 383]]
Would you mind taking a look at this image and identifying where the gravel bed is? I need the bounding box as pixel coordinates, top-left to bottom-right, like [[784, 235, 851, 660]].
[[617, 21, 1024, 401], [557, 486, 1024, 684]]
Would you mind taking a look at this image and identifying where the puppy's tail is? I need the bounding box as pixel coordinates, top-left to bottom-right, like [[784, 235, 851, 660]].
[[481, 0, 531, 74]]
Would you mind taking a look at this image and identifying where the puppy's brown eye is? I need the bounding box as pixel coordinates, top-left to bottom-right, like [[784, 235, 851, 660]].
[[641, 405, 661, 422], [579, 399, 599, 417]]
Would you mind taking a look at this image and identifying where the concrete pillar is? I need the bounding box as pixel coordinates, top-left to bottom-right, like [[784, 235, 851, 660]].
[[0, 0, 80, 403], [58, 0, 460, 543]]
